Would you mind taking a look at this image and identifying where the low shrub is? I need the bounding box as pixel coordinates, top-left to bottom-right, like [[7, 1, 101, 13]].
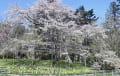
[[100, 62, 115, 70]]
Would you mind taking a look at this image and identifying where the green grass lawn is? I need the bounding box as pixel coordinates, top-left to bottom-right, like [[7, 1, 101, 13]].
[[95, 72, 114, 76], [0, 59, 93, 74]]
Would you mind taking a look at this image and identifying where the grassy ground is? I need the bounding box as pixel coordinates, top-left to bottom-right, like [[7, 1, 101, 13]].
[[0, 59, 117, 76], [0, 59, 93, 74]]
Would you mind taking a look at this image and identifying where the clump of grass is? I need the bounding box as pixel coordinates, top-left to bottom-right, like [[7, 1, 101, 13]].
[[0, 59, 93, 74], [8, 67, 93, 74]]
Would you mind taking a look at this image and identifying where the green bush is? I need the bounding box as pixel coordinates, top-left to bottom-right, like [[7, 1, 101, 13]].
[[86, 56, 95, 67], [100, 62, 115, 70], [0, 51, 15, 59]]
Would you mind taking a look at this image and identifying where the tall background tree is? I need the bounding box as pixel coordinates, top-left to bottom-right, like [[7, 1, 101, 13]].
[[75, 6, 98, 25], [103, 1, 120, 57]]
